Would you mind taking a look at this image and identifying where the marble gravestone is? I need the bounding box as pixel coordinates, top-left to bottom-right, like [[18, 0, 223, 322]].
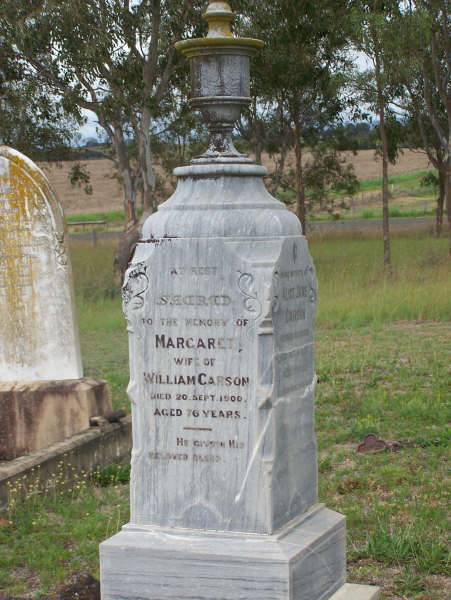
[[0, 146, 82, 380], [100, 3, 379, 599], [0, 147, 111, 460]]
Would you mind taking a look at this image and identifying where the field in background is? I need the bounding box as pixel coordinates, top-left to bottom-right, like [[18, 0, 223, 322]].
[[0, 234, 449, 598], [40, 149, 433, 219]]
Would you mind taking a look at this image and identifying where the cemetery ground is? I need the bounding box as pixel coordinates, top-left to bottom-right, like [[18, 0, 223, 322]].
[[0, 233, 449, 599]]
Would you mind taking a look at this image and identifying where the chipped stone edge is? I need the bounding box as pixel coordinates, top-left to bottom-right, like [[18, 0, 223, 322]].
[[330, 583, 381, 600]]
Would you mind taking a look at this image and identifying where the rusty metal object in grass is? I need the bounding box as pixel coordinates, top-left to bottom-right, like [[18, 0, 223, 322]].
[[357, 434, 403, 453]]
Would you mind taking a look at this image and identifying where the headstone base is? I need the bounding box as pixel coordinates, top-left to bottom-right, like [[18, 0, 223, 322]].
[[0, 378, 112, 460], [100, 505, 371, 600], [0, 415, 131, 508]]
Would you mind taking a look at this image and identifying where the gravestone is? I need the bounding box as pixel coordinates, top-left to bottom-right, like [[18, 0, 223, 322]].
[[0, 146, 82, 380], [100, 3, 379, 599], [0, 147, 111, 460]]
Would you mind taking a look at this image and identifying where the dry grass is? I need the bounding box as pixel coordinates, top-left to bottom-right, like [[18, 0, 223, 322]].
[[260, 148, 431, 181], [40, 149, 432, 217]]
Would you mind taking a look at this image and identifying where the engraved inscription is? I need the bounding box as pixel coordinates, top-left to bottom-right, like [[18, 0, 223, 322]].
[[132, 257, 252, 476]]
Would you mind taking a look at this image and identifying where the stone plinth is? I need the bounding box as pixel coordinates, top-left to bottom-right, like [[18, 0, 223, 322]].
[[0, 146, 82, 381], [0, 379, 111, 460], [330, 584, 380, 600], [101, 506, 346, 600]]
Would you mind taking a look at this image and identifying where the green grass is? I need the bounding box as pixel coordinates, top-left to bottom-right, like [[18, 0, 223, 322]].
[[360, 207, 436, 219], [66, 210, 125, 226], [276, 169, 439, 220], [316, 322, 450, 598], [313, 236, 450, 327], [359, 170, 434, 196], [1, 233, 450, 598], [0, 468, 128, 596]]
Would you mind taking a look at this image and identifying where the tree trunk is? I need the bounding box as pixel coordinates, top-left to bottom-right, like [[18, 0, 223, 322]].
[[253, 119, 264, 165], [270, 102, 289, 195], [293, 115, 306, 234], [112, 127, 137, 226], [374, 53, 391, 272], [445, 162, 451, 255], [436, 170, 445, 236], [381, 130, 391, 270], [139, 107, 158, 215], [272, 142, 288, 195]]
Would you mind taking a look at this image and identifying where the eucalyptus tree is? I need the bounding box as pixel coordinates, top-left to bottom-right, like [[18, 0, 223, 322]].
[[240, 0, 353, 233], [0, 0, 204, 225], [402, 0, 450, 241], [351, 0, 406, 271], [0, 37, 77, 159]]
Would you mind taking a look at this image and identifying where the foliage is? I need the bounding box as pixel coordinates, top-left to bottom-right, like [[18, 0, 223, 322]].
[[69, 163, 93, 196], [239, 0, 354, 229], [396, 0, 451, 237], [421, 170, 439, 191], [304, 145, 360, 213], [0, 0, 206, 222], [326, 122, 379, 152], [0, 38, 79, 160], [92, 464, 131, 487]]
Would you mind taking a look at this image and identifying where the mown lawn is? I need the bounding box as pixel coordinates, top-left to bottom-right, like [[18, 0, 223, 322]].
[[0, 234, 449, 598]]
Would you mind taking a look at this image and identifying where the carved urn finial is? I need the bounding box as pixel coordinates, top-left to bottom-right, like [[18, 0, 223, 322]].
[[175, 2, 263, 162], [204, 2, 234, 38]]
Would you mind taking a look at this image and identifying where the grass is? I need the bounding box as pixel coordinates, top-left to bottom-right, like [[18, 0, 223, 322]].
[[0, 233, 450, 598], [359, 170, 434, 196], [316, 322, 450, 598], [360, 207, 436, 219], [313, 236, 450, 327], [0, 466, 128, 596], [276, 169, 439, 220], [66, 210, 125, 226]]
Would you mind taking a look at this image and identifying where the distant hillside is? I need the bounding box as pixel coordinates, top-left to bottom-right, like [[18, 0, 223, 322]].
[[40, 149, 431, 217]]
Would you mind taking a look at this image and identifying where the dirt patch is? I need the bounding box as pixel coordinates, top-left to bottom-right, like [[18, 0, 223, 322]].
[[56, 573, 100, 600]]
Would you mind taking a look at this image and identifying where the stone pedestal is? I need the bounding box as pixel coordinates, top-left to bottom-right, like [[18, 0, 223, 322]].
[[100, 4, 379, 598], [0, 379, 111, 460], [99, 165, 379, 599]]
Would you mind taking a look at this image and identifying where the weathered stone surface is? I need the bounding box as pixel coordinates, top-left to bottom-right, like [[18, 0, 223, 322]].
[[100, 162, 337, 599], [0, 147, 82, 381], [0, 379, 111, 460], [101, 506, 346, 600], [123, 215, 317, 533]]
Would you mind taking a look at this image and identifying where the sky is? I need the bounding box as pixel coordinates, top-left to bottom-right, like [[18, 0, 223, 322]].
[[79, 109, 103, 141]]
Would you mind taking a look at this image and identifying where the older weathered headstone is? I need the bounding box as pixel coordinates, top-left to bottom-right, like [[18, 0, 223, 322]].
[[0, 147, 111, 460], [0, 146, 82, 380], [100, 4, 379, 599]]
